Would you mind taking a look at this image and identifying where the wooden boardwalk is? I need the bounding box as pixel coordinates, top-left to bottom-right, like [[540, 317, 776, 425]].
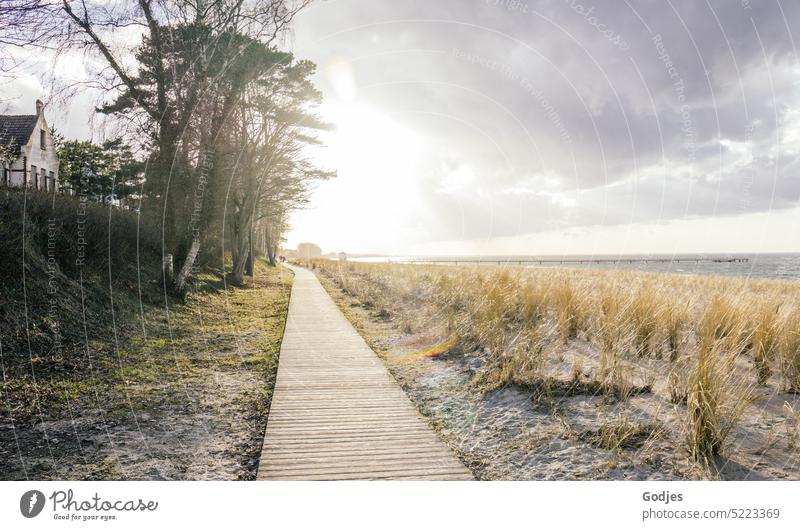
[[257, 266, 472, 480]]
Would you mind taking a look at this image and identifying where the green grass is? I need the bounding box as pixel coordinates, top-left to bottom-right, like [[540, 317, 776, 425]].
[[0, 188, 295, 479]]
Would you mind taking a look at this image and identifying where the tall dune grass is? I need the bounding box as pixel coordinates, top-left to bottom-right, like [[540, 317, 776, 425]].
[[595, 286, 623, 384], [663, 300, 688, 361], [750, 302, 782, 385], [628, 284, 660, 357], [686, 343, 738, 462], [304, 258, 800, 460], [551, 280, 584, 343], [781, 313, 800, 392]]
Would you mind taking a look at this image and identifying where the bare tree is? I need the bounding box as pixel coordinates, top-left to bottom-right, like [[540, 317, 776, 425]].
[[1, 0, 328, 291], [1, 0, 315, 291]]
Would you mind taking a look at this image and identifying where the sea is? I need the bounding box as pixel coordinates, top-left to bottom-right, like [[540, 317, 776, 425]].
[[349, 253, 800, 281]]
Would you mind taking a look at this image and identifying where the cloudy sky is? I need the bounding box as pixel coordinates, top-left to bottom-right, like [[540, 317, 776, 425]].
[[3, 0, 799, 256], [285, 0, 800, 255]]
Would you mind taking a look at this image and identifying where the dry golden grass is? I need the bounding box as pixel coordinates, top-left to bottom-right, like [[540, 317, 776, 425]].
[[551, 280, 583, 343], [593, 414, 662, 451], [302, 258, 800, 462], [751, 302, 782, 385], [596, 286, 623, 384], [663, 300, 689, 361], [628, 284, 660, 357], [685, 341, 751, 463], [781, 313, 800, 392]]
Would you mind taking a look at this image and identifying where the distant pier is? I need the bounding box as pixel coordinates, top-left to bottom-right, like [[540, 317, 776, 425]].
[[393, 257, 750, 266]]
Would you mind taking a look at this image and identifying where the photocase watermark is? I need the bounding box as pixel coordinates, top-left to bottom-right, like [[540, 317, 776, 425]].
[[188, 147, 212, 244], [652, 33, 697, 165], [19, 488, 159, 522], [563, 0, 630, 51], [189, 147, 213, 277], [484, 0, 630, 52], [45, 218, 64, 362], [738, 121, 757, 212], [75, 168, 91, 268], [20, 490, 45, 518], [484, 0, 530, 14], [451, 47, 573, 145]]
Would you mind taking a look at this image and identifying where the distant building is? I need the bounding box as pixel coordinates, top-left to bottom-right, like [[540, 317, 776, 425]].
[[0, 99, 59, 192], [297, 242, 322, 259]]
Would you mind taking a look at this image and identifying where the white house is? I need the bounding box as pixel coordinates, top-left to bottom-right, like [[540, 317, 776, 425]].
[[0, 100, 59, 192]]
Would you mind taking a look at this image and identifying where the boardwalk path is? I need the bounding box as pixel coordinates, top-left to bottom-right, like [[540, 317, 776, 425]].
[[257, 266, 472, 480]]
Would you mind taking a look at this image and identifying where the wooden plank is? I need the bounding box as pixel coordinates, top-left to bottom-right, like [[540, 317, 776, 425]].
[[260, 431, 445, 443], [263, 447, 459, 459], [257, 265, 472, 481], [262, 469, 472, 481]]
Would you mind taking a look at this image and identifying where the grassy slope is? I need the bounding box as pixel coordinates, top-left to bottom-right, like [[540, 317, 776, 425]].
[[1, 260, 292, 480], [0, 189, 293, 479]]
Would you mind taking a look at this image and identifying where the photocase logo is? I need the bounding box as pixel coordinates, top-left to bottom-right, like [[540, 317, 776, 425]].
[[20, 490, 45, 518]]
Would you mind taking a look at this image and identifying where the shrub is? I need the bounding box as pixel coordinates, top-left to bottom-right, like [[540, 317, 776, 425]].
[[685, 341, 750, 463]]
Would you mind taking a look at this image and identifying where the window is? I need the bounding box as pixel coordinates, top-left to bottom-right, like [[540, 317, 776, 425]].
[[41, 168, 47, 191], [49, 171, 55, 193], [2, 164, 8, 186], [40, 129, 46, 150], [31, 165, 37, 189]]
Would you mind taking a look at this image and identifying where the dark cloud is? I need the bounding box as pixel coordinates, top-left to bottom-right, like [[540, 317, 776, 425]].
[[294, 0, 800, 241]]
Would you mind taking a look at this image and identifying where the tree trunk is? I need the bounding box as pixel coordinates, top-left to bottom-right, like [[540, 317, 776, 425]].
[[264, 218, 279, 267], [171, 146, 214, 294], [174, 236, 200, 294], [163, 254, 174, 283], [229, 210, 252, 285], [230, 234, 249, 285], [245, 224, 254, 276]]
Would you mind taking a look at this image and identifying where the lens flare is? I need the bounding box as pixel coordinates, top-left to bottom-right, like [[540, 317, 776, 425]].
[[399, 334, 460, 363]]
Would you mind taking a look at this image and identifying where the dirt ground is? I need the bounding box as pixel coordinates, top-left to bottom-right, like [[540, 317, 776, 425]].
[[315, 270, 800, 481], [0, 264, 292, 480]]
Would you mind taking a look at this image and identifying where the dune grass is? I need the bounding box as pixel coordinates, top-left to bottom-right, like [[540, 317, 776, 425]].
[[302, 258, 800, 464], [685, 340, 751, 463], [781, 313, 800, 393]]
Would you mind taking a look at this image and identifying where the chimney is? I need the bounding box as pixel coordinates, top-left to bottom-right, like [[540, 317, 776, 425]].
[[35, 99, 44, 116]]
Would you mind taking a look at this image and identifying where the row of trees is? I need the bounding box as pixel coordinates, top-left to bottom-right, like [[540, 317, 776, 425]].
[[1, 0, 332, 287], [57, 138, 143, 203]]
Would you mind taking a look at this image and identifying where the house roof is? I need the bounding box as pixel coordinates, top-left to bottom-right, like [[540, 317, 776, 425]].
[[0, 114, 38, 158]]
